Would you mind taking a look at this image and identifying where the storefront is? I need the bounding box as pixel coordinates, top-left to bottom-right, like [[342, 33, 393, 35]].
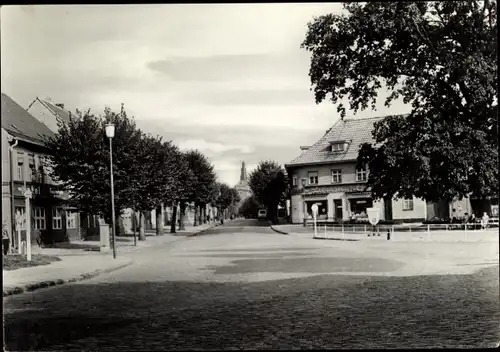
[[304, 199, 328, 220], [346, 191, 372, 221]]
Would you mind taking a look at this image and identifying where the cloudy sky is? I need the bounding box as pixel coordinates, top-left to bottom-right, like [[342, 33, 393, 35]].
[[1, 4, 410, 186]]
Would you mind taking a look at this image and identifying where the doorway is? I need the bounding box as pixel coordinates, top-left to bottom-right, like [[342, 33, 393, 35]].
[[334, 199, 343, 221]]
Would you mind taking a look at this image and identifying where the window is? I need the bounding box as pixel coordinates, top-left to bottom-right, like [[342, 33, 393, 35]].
[[15, 207, 26, 230], [331, 143, 345, 152], [66, 210, 77, 229], [34, 207, 46, 230], [52, 207, 63, 229], [403, 198, 414, 211], [331, 169, 342, 184], [292, 176, 297, 186], [28, 154, 35, 181], [308, 171, 318, 185], [17, 152, 24, 181], [301, 178, 307, 186], [356, 167, 367, 182]]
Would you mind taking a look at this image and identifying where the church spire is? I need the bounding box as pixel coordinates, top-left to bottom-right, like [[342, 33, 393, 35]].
[[240, 161, 247, 182]]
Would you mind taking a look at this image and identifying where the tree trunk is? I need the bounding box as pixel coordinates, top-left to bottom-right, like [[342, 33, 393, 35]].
[[202, 206, 207, 224], [155, 205, 164, 236], [199, 204, 204, 225], [170, 202, 177, 234], [193, 203, 199, 226], [139, 212, 146, 241], [133, 209, 137, 246], [179, 201, 186, 231]]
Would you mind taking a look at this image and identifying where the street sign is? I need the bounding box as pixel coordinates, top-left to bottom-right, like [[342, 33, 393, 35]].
[[367, 208, 380, 226]]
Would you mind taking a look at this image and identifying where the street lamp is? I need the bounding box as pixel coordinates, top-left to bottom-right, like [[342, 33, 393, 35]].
[[105, 123, 117, 259]]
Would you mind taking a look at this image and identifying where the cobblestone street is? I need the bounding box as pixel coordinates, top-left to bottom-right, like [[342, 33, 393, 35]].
[[4, 220, 500, 350]]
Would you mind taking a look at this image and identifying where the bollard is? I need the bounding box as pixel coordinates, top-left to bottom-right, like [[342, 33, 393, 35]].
[[387, 229, 391, 240]]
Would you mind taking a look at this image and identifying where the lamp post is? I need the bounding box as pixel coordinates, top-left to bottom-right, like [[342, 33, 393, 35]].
[[105, 123, 117, 259]]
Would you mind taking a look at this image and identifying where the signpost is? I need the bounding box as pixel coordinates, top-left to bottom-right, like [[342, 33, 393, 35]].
[[311, 204, 318, 238], [367, 207, 380, 237]]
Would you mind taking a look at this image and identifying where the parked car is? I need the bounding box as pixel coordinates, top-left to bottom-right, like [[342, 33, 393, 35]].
[[257, 209, 267, 220]]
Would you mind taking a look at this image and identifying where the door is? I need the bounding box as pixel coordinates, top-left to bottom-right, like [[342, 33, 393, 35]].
[[334, 199, 343, 221]]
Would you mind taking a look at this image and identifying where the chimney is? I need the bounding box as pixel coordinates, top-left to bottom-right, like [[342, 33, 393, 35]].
[[55, 103, 65, 109], [300, 146, 310, 151]]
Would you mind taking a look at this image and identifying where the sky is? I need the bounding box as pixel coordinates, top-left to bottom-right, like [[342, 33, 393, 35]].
[[1, 4, 411, 186]]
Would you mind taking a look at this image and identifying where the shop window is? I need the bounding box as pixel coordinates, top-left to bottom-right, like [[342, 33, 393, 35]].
[[34, 207, 46, 230], [306, 200, 328, 218], [15, 207, 26, 230], [66, 210, 77, 229], [403, 198, 414, 211], [331, 169, 342, 183], [356, 167, 367, 182], [53, 207, 63, 229], [349, 198, 373, 219], [308, 171, 318, 185]]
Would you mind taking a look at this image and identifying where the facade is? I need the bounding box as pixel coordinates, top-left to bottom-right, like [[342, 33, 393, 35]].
[[1, 93, 81, 250], [234, 161, 252, 212], [285, 116, 485, 224]]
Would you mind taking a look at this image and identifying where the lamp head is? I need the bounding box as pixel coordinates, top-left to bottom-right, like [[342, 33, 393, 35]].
[[105, 123, 115, 138]]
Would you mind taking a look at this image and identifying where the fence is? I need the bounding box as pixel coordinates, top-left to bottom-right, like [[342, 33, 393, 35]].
[[309, 219, 499, 241]]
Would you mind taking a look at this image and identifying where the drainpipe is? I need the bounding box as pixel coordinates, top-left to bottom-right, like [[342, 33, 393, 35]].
[[9, 138, 19, 251]]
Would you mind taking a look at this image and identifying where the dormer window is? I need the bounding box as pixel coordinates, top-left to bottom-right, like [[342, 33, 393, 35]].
[[330, 140, 348, 152]]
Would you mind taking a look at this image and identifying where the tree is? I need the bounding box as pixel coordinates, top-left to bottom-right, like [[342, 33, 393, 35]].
[[184, 150, 217, 226], [44, 106, 141, 223], [214, 182, 236, 222], [302, 1, 497, 203], [123, 134, 185, 239], [239, 195, 261, 219], [170, 151, 197, 233], [249, 161, 287, 224]]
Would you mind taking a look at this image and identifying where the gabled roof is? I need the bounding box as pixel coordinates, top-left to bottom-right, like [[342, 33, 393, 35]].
[[36, 98, 72, 123], [286, 115, 406, 167], [1, 93, 54, 146]]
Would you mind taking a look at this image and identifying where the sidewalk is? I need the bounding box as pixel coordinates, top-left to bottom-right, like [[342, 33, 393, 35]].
[[3, 255, 132, 297], [3, 222, 217, 297]]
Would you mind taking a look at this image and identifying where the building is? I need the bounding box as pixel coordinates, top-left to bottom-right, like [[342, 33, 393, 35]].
[[234, 161, 252, 212], [1, 93, 81, 250], [285, 116, 488, 224]]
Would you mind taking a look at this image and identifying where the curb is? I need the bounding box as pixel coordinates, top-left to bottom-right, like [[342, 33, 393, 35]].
[[269, 222, 289, 235], [3, 258, 133, 298]]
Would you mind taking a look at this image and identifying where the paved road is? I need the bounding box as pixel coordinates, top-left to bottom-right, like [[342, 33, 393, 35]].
[[4, 219, 499, 350]]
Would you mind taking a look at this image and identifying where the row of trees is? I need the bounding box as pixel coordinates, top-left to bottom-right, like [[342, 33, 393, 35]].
[[43, 104, 240, 241]]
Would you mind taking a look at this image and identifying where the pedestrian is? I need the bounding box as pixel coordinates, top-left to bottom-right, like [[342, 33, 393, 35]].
[[2, 222, 10, 256], [481, 212, 490, 229]]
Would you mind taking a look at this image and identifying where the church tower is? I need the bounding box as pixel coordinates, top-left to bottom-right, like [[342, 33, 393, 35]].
[[235, 161, 252, 212], [240, 161, 248, 182]]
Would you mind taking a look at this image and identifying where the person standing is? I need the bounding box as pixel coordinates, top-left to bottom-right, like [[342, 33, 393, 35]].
[[481, 212, 490, 229]]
